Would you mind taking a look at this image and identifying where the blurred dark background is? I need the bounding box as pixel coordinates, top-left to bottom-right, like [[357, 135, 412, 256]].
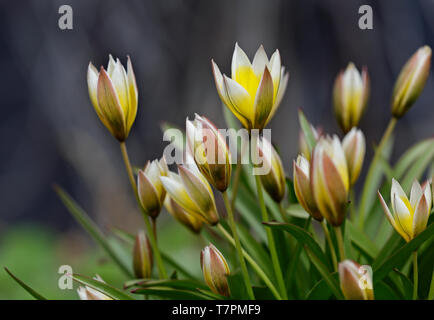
[[0, 0, 433, 298]]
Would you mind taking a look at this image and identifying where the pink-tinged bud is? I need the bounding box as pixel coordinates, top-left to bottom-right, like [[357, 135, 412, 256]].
[[77, 275, 113, 300], [87, 55, 138, 141], [342, 128, 366, 185], [164, 196, 203, 234], [339, 260, 374, 300], [132, 230, 153, 279], [333, 63, 370, 133], [293, 155, 323, 221], [161, 163, 219, 226], [378, 178, 432, 242], [186, 114, 231, 192], [311, 136, 349, 226], [256, 137, 286, 202], [200, 244, 230, 297], [137, 157, 168, 219], [391, 46, 431, 118]]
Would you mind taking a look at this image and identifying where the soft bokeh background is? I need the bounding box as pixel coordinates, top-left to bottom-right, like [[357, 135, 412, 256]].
[[1, 0, 433, 299]]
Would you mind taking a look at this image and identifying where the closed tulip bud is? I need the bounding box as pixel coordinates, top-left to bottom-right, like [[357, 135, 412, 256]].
[[333, 63, 370, 133], [342, 128, 366, 185], [77, 275, 112, 300], [87, 55, 138, 141], [164, 196, 203, 234], [200, 244, 230, 297], [293, 155, 322, 221], [391, 46, 431, 118], [311, 136, 350, 226], [299, 125, 321, 161], [256, 137, 286, 202], [339, 260, 374, 300], [132, 231, 153, 279], [137, 157, 168, 219], [161, 164, 219, 225], [186, 114, 231, 192], [212, 43, 289, 130], [378, 178, 432, 242]]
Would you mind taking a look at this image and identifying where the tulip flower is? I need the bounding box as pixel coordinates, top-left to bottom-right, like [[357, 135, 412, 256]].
[[164, 196, 203, 234], [201, 244, 230, 296], [256, 136, 286, 202], [132, 230, 153, 279], [339, 260, 374, 300], [299, 125, 321, 161], [160, 164, 219, 225], [333, 63, 370, 133], [342, 128, 366, 185], [311, 136, 349, 226], [211, 43, 289, 130], [137, 157, 169, 219], [186, 114, 231, 192], [293, 154, 323, 221], [77, 275, 112, 300], [378, 178, 432, 242], [391, 46, 431, 118], [87, 55, 138, 141]]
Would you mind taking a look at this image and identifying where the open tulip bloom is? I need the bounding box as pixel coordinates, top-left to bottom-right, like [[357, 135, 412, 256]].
[[378, 179, 432, 242], [212, 43, 289, 130]]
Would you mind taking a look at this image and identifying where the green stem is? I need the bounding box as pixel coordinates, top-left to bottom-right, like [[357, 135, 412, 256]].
[[413, 250, 418, 300], [335, 226, 345, 261], [428, 267, 434, 300], [119, 142, 167, 279], [216, 224, 282, 300], [287, 216, 312, 290], [349, 189, 356, 222], [358, 117, 397, 229], [222, 191, 255, 300], [230, 161, 242, 212], [254, 171, 288, 299], [321, 220, 338, 271], [278, 202, 289, 223]]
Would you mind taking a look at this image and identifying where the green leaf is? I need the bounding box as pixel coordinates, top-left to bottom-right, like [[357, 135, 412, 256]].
[[374, 281, 401, 300], [286, 204, 310, 219], [394, 138, 434, 179], [227, 271, 249, 300], [358, 135, 394, 228], [263, 222, 329, 270], [400, 144, 434, 192], [373, 223, 434, 283], [132, 287, 210, 300], [4, 267, 47, 300], [54, 186, 133, 277], [304, 247, 344, 300], [298, 109, 317, 153], [392, 269, 413, 300], [125, 279, 208, 291], [72, 274, 135, 300], [346, 220, 379, 262], [306, 272, 339, 300], [161, 252, 198, 281]]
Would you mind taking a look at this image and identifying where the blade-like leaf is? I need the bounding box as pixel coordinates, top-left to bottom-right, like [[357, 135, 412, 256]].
[[306, 272, 339, 300], [54, 186, 133, 277], [263, 222, 330, 270], [394, 138, 434, 179], [298, 109, 317, 153], [286, 204, 310, 219], [72, 274, 135, 300], [346, 220, 379, 261], [125, 279, 208, 291], [373, 223, 434, 283], [4, 267, 47, 300], [304, 246, 344, 300], [131, 287, 210, 300]]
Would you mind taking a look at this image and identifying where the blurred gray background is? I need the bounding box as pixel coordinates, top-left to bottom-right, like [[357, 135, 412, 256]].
[[1, 0, 433, 233]]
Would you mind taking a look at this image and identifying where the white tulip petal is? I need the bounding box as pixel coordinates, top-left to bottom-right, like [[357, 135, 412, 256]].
[[409, 180, 423, 209], [252, 45, 269, 76], [231, 43, 252, 79], [391, 178, 408, 213]]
